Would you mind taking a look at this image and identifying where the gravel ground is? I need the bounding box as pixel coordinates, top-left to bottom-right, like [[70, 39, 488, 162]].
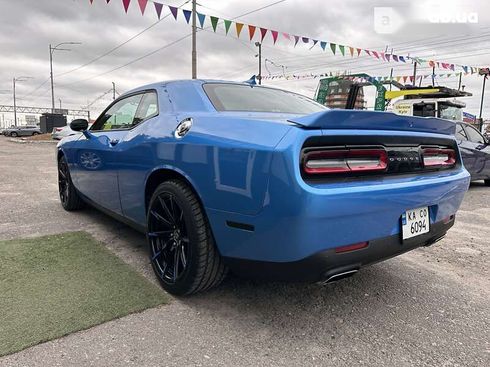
[[0, 137, 488, 367]]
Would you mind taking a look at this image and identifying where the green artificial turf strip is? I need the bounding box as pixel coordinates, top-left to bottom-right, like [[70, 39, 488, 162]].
[[0, 231, 168, 357]]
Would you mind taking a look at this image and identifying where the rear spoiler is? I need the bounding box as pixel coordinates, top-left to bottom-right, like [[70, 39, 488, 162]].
[[288, 110, 456, 136]]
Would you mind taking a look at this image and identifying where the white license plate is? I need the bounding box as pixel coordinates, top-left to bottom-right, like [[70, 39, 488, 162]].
[[401, 207, 430, 240]]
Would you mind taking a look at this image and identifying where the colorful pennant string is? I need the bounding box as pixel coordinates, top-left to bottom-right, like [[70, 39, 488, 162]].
[[88, 0, 482, 74]]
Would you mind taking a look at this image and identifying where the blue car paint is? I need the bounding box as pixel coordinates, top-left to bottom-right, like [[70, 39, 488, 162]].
[[58, 80, 471, 264]]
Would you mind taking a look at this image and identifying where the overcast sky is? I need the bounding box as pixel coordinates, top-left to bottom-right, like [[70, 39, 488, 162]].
[[0, 0, 488, 125]]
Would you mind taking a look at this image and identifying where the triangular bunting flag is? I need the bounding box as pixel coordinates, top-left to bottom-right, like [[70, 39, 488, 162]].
[[450, 64, 455, 71], [399, 56, 406, 62], [197, 12, 205, 28], [372, 51, 379, 59], [224, 19, 231, 34], [154, 2, 163, 18], [248, 25, 256, 40], [271, 30, 278, 44], [403, 76, 408, 83], [330, 43, 336, 55], [89, 0, 94, 4], [381, 52, 386, 61], [409, 76, 414, 82], [168, 5, 178, 20], [236, 22, 244, 37], [356, 48, 362, 56], [210, 16, 219, 32], [386, 54, 391, 62], [260, 27, 268, 41], [349, 47, 354, 57], [137, 0, 147, 15], [122, 0, 131, 13], [462, 65, 468, 73], [293, 35, 299, 46], [182, 9, 191, 23], [107, 0, 111, 3], [312, 39, 318, 47], [320, 41, 326, 50], [392, 55, 399, 62], [302, 37, 309, 43], [428, 60, 435, 67], [282, 32, 291, 40], [365, 50, 371, 56], [339, 45, 345, 56], [395, 76, 401, 82]]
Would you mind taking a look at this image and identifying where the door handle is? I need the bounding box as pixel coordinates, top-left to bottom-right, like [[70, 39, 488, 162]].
[[109, 139, 119, 146]]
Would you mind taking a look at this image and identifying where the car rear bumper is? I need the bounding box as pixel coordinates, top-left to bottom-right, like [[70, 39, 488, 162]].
[[206, 167, 470, 263], [223, 217, 454, 282]]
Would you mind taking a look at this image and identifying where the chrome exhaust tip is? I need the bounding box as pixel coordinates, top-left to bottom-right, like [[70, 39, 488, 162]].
[[323, 268, 359, 284]]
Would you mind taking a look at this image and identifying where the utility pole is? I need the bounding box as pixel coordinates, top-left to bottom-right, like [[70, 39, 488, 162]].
[[59, 98, 62, 109], [191, 0, 197, 79], [255, 42, 262, 85], [458, 72, 462, 91], [49, 41, 81, 112], [431, 66, 435, 86], [412, 60, 417, 87], [478, 68, 489, 132], [112, 82, 116, 100]]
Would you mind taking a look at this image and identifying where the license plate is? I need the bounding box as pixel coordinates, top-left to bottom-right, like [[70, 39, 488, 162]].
[[401, 207, 430, 240]]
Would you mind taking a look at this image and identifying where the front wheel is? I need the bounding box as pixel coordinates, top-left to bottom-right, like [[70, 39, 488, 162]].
[[147, 180, 227, 295], [58, 156, 84, 211], [10, 132, 18, 137], [32, 132, 40, 136]]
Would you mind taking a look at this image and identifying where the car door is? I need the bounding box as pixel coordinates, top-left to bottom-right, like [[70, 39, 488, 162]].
[[463, 124, 490, 180], [70, 93, 144, 214]]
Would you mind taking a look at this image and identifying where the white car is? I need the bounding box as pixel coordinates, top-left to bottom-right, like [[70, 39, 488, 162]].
[[52, 123, 92, 140]]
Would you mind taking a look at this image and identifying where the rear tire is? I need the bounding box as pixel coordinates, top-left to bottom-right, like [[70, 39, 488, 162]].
[[32, 132, 40, 136], [147, 180, 227, 295], [10, 132, 18, 137], [58, 155, 84, 211]]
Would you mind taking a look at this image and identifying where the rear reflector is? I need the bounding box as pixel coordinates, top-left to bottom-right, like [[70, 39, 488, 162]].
[[304, 149, 387, 174], [335, 241, 369, 253], [422, 148, 456, 168]]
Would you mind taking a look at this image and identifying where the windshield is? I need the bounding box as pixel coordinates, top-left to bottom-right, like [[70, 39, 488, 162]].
[[439, 103, 463, 121], [203, 83, 326, 114]]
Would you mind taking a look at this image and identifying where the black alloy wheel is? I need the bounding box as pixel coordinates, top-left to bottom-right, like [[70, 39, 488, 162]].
[[58, 156, 83, 211], [147, 180, 227, 295]]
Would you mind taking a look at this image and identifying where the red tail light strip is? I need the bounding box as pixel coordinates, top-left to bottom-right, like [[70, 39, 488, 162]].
[[304, 149, 388, 174]]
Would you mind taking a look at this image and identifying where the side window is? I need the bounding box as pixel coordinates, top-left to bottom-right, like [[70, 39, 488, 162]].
[[134, 92, 159, 125], [455, 124, 468, 141], [464, 125, 485, 144], [92, 94, 143, 131]]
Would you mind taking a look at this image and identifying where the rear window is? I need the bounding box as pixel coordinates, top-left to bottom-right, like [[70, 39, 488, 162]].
[[203, 83, 326, 114]]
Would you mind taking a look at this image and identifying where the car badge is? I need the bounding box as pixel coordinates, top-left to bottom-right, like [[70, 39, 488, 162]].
[[174, 117, 193, 139]]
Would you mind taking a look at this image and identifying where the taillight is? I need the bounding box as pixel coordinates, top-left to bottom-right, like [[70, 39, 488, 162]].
[[55, 128, 63, 132], [303, 149, 388, 174], [422, 148, 456, 168]]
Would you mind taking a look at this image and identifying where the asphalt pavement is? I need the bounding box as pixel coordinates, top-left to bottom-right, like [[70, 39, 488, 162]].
[[0, 137, 488, 367]]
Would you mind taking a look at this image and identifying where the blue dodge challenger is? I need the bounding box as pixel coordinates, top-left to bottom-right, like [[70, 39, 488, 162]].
[[57, 80, 470, 295]]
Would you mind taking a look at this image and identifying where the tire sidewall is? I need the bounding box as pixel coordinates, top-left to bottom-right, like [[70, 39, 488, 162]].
[[147, 182, 206, 295]]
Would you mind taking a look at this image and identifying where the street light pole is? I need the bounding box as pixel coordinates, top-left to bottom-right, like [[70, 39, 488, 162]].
[[255, 42, 262, 85], [49, 41, 81, 112], [12, 76, 31, 126], [13, 78, 17, 126]]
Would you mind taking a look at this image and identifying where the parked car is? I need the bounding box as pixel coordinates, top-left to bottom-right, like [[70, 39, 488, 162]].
[[4, 125, 41, 137], [52, 123, 92, 140], [56, 80, 470, 295], [455, 122, 490, 184]]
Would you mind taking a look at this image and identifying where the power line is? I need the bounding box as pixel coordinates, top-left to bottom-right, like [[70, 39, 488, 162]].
[[55, 0, 191, 79], [59, 0, 288, 87]]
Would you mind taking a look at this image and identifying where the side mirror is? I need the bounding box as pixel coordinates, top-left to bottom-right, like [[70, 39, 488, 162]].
[[70, 119, 89, 132]]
